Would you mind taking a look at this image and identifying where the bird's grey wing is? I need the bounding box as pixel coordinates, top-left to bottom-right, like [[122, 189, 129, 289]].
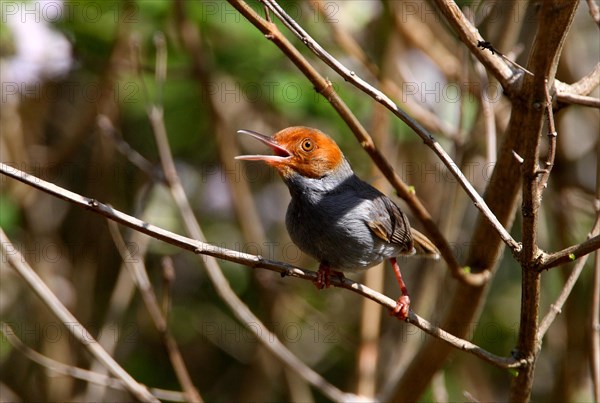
[[366, 195, 413, 252]]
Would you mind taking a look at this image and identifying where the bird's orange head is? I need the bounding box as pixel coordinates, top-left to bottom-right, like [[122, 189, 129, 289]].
[[236, 126, 345, 179]]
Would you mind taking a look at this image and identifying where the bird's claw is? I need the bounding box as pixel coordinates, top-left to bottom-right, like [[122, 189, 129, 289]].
[[315, 268, 329, 289], [391, 295, 410, 320], [314, 266, 344, 289]]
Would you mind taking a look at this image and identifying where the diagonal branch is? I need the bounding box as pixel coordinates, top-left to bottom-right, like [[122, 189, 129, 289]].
[[431, 0, 517, 91], [538, 235, 600, 271], [537, 80, 558, 192], [107, 221, 202, 403], [0, 162, 523, 371], [537, 251, 595, 345]]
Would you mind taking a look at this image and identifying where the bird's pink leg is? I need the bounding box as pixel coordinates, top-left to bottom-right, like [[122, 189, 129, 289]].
[[390, 257, 410, 320], [315, 263, 344, 289]]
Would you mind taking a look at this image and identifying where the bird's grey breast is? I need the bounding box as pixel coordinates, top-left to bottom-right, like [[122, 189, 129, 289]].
[[285, 174, 402, 271]]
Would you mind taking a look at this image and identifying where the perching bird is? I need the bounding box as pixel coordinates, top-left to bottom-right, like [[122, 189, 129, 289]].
[[236, 126, 439, 319]]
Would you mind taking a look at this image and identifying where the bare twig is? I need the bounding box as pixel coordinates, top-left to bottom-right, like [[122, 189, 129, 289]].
[[538, 79, 558, 192], [310, 0, 457, 139], [538, 235, 600, 271], [107, 221, 202, 403], [592, 238, 600, 402], [586, 0, 600, 26], [566, 62, 600, 95], [556, 62, 600, 107], [537, 254, 594, 344], [431, 0, 516, 91], [554, 92, 600, 108], [0, 162, 523, 371], [591, 144, 600, 401], [473, 59, 497, 164], [260, 0, 521, 257], [476, 40, 534, 77], [97, 115, 161, 183], [84, 226, 152, 401], [0, 323, 186, 402], [0, 228, 159, 403], [161, 256, 175, 319], [228, 0, 490, 287]]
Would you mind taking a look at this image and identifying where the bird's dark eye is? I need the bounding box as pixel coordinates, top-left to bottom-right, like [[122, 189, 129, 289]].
[[301, 138, 314, 152]]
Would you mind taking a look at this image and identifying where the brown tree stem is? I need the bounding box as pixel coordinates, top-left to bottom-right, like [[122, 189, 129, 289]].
[[510, 1, 579, 401]]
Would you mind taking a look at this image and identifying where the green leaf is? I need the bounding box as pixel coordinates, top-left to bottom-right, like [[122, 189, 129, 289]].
[[568, 253, 576, 261]]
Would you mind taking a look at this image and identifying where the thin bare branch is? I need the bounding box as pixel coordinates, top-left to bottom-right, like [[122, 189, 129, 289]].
[[0, 323, 186, 402], [0, 162, 523, 371], [310, 0, 457, 139], [586, 0, 600, 26], [96, 115, 161, 182], [473, 58, 497, 164], [569, 62, 600, 94], [0, 228, 159, 403], [591, 149, 600, 401], [476, 40, 534, 77], [538, 79, 558, 192], [555, 92, 600, 108], [556, 62, 600, 107], [538, 235, 600, 271], [83, 226, 152, 401], [161, 256, 175, 319], [259, 0, 521, 256], [107, 221, 202, 403], [537, 254, 593, 344], [592, 239, 600, 402], [431, 0, 516, 91]]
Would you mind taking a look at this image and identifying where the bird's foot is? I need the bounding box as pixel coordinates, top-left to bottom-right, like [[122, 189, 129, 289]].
[[390, 295, 410, 320], [314, 264, 344, 289], [389, 257, 410, 320]]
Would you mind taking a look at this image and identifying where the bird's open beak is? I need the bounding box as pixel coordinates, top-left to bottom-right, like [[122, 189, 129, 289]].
[[235, 129, 291, 162]]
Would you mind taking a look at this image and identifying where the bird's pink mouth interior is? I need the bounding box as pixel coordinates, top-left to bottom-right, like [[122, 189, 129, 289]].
[[272, 147, 290, 158], [235, 129, 291, 161]]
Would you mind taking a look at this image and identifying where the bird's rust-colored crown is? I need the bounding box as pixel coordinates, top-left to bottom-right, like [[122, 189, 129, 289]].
[[236, 126, 344, 179]]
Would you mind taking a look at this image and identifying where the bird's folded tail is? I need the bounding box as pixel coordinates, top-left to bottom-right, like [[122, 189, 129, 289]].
[[411, 228, 440, 260]]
